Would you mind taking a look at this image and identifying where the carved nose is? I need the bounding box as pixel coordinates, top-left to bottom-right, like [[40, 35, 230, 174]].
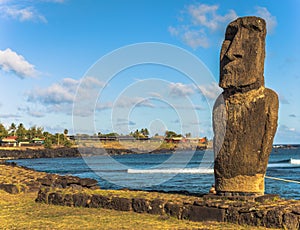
[[226, 52, 243, 61], [225, 31, 243, 61], [225, 45, 243, 61]]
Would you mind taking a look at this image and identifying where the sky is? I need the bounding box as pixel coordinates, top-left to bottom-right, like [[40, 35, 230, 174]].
[[0, 0, 299, 144]]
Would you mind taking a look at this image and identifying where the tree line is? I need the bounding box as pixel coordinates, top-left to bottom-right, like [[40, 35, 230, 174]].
[[0, 122, 200, 148], [0, 123, 72, 148]]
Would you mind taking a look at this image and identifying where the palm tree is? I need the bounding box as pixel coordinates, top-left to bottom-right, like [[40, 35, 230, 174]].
[[16, 123, 27, 140], [9, 123, 16, 136], [0, 123, 8, 139], [36, 127, 44, 138], [64, 129, 68, 136]]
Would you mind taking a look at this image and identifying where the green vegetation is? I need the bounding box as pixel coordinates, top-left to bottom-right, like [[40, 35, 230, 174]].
[[164, 130, 182, 138], [0, 122, 74, 148], [1, 122, 210, 151], [130, 128, 150, 139], [0, 123, 8, 139], [1, 191, 273, 230]]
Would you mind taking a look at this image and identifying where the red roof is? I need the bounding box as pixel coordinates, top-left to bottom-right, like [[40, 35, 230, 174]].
[[6, 136, 18, 140]]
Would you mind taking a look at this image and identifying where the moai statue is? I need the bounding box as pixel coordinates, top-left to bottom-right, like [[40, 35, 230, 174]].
[[213, 16, 279, 195]]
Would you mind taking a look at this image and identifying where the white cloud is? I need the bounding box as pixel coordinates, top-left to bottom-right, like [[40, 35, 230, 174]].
[[277, 124, 300, 140], [116, 118, 136, 126], [52, 79, 212, 118], [29, 77, 106, 106], [95, 97, 156, 113], [79, 76, 105, 88], [175, 104, 204, 111], [1, 5, 46, 22], [169, 82, 195, 97], [0, 0, 11, 4], [169, 3, 237, 49], [0, 113, 21, 118], [26, 77, 110, 116], [27, 77, 80, 106], [61, 77, 79, 87], [254, 6, 277, 33], [0, 0, 64, 23], [0, 48, 38, 78], [18, 106, 45, 118], [28, 110, 45, 118], [114, 97, 155, 108], [182, 29, 209, 49], [170, 4, 277, 49], [29, 82, 75, 105], [278, 125, 297, 134], [96, 102, 113, 111], [75, 76, 107, 105], [168, 26, 179, 36], [276, 124, 300, 143], [148, 92, 163, 98], [187, 4, 237, 31], [198, 82, 222, 101]]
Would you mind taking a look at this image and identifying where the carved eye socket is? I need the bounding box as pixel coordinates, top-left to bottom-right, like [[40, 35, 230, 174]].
[[251, 24, 262, 32], [225, 25, 238, 40]]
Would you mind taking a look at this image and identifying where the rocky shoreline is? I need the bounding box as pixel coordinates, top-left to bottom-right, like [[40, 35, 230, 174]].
[[0, 147, 141, 160], [0, 146, 205, 160], [0, 147, 81, 160]]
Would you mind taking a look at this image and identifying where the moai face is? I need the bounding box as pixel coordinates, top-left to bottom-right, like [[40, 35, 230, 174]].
[[219, 17, 266, 90]]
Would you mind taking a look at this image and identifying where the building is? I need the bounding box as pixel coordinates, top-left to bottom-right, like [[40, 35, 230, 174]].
[[31, 137, 45, 145], [0, 136, 17, 147]]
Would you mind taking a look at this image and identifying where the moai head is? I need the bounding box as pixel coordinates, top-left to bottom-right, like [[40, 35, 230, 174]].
[[219, 17, 266, 90]]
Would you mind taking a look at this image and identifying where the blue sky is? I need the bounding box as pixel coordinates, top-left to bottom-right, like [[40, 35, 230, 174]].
[[0, 0, 299, 143]]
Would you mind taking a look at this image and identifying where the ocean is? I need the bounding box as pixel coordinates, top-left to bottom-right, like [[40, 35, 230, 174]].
[[11, 148, 300, 200]]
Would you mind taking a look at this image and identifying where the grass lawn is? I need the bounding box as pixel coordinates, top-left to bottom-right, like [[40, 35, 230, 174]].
[[0, 190, 278, 230]]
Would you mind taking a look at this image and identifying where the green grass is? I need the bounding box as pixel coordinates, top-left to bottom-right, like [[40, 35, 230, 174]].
[[0, 191, 277, 230]]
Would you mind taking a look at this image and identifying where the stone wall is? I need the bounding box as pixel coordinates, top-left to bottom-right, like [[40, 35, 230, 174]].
[[36, 188, 300, 229]]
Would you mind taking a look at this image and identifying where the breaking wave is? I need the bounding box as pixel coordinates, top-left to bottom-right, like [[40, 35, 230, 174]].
[[127, 168, 214, 174]]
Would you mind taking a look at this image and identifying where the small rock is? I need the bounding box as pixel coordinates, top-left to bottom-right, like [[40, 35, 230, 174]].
[[0, 184, 19, 194]]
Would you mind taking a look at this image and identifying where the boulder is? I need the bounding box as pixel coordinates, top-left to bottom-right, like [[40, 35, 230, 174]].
[[63, 194, 74, 207], [89, 194, 111, 209], [111, 197, 132, 211], [38, 174, 99, 189], [148, 199, 165, 215], [182, 205, 226, 222], [48, 193, 64, 205], [79, 178, 98, 188], [132, 198, 149, 213], [73, 193, 91, 207], [35, 189, 48, 203], [0, 184, 19, 194], [164, 202, 182, 219], [283, 213, 300, 230]]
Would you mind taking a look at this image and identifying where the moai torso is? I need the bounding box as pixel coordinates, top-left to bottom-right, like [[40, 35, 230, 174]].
[[213, 17, 279, 195]]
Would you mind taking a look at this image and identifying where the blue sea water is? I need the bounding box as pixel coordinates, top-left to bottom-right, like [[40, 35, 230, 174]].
[[11, 148, 300, 200]]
